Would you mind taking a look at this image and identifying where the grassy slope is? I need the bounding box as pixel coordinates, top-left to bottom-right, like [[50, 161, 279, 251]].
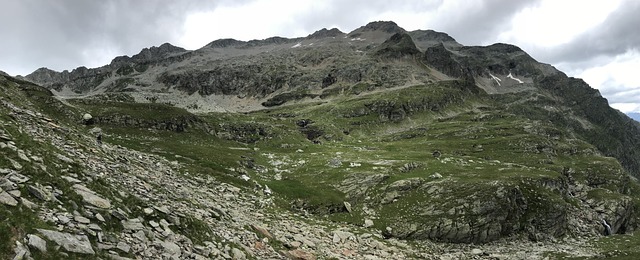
[[7, 74, 640, 257]]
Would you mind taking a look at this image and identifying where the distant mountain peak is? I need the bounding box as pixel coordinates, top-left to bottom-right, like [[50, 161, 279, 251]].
[[306, 28, 345, 39], [351, 21, 405, 34], [205, 38, 245, 48]]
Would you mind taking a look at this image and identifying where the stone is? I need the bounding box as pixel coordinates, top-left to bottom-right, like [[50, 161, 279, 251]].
[[21, 198, 37, 209], [0, 191, 18, 206], [149, 220, 160, 228], [0, 178, 17, 191], [116, 241, 131, 253], [252, 224, 273, 239], [61, 176, 82, 183], [37, 229, 95, 254], [289, 241, 302, 248], [161, 241, 181, 256], [88, 223, 102, 231], [154, 205, 170, 215], [8, 190, 20, 198], [73, 184, 111, 209], [18, 150, 30, 162], [231, 247, 246, 260], [95, 213, 105, 222], [28, 185, 51, 201], [111, 208, 128, 220], [75, 215, 91, 224], [159, 219, 170, 228], [9, 158, 22, 170], [332, 230, 354, 243], [133, 230, 148, 242], [57, 215, 71, 224], [27, 234, 47, 252], [430, 173, 443, 179], [122, 219, 145, 231], [364, 219, 374, 228], [284, 249, 316, 260], [13, 241, 29, 260], [7, 173, 29, 184], [471, 249, 483, 255], [344, 201, 352, 213], [143, 207, 154, 215]]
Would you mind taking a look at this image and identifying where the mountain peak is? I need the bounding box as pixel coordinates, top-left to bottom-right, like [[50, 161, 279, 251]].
[[306, 28, 345, 39], [205, 38, 245, 48], [351, 21, 405, 34]]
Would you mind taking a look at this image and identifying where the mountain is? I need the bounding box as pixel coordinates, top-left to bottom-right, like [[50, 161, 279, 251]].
[[4, 21, 640, 258]]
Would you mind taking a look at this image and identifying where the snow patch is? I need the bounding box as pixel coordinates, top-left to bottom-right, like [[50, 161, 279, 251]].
[[507, 72, 524, 83], [291, 42, 302, 48], [489, 73, 502, 86], [350, 37, 365, 41]]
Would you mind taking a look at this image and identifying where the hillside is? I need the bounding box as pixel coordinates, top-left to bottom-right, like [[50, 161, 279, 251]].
[[3, 21, 640, 259]]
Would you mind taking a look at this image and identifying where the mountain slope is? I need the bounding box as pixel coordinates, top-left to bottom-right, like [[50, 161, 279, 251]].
[[7, 20, 640, 259]]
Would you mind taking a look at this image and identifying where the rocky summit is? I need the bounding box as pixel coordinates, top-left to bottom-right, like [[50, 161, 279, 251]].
[[3, 21, 640, 259]]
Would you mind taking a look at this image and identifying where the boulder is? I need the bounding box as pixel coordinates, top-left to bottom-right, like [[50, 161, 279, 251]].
[[37, 229, 95, 254]]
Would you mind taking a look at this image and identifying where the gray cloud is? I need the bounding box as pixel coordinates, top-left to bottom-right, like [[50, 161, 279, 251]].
[[429, 0, 540, 46], [0, 0, 227, 75], [537, 0, 640, 66]]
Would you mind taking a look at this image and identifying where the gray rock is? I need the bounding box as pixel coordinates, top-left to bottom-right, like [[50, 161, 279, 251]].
[[116, 241, 131, 253], [7, 173, 29, 184], [27, 234, 47, 252], [18, 150, 30, 162], [161, 241, 181, 256], [344, 201, 352, 213], [0, 191, 18, 206], [27, 185, 51, 201], [73, 184, 111, 209], [20, 198, 38, 209], [132, 230, 148, 242], [57, 215, 71, 224], [12, 241, 29, 260], [364, 219, 374, 228], [9, 158, 22, 170], [122, 219, 145, 231], [88, 223, 102, 231], [61, 176, 82, 183], [149, 220, 160, 228], [332, 230, 354, 243], [95, 213, 105, 222], [231, 247, 246, 260], [143, 207, 154, 215], [154, 205, 170, 214], [37, 229, 95, 254], [8, 190, 20, 198], [471, 249, 483, 255], [0, 178, 17, 191], [111, 208, 129, 220], [75, 215, 91, 224]]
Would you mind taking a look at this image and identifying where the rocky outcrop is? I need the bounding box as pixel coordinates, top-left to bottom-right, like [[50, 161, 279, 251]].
[[374, 32, 422, 59]]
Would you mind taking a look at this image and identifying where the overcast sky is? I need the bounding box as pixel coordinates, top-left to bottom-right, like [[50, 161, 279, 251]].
[[1, 0, 639, 113]]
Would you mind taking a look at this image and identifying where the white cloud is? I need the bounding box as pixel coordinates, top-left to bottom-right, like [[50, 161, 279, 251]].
[[178, 0, 327, 49], [497, 0, 621, 48]]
